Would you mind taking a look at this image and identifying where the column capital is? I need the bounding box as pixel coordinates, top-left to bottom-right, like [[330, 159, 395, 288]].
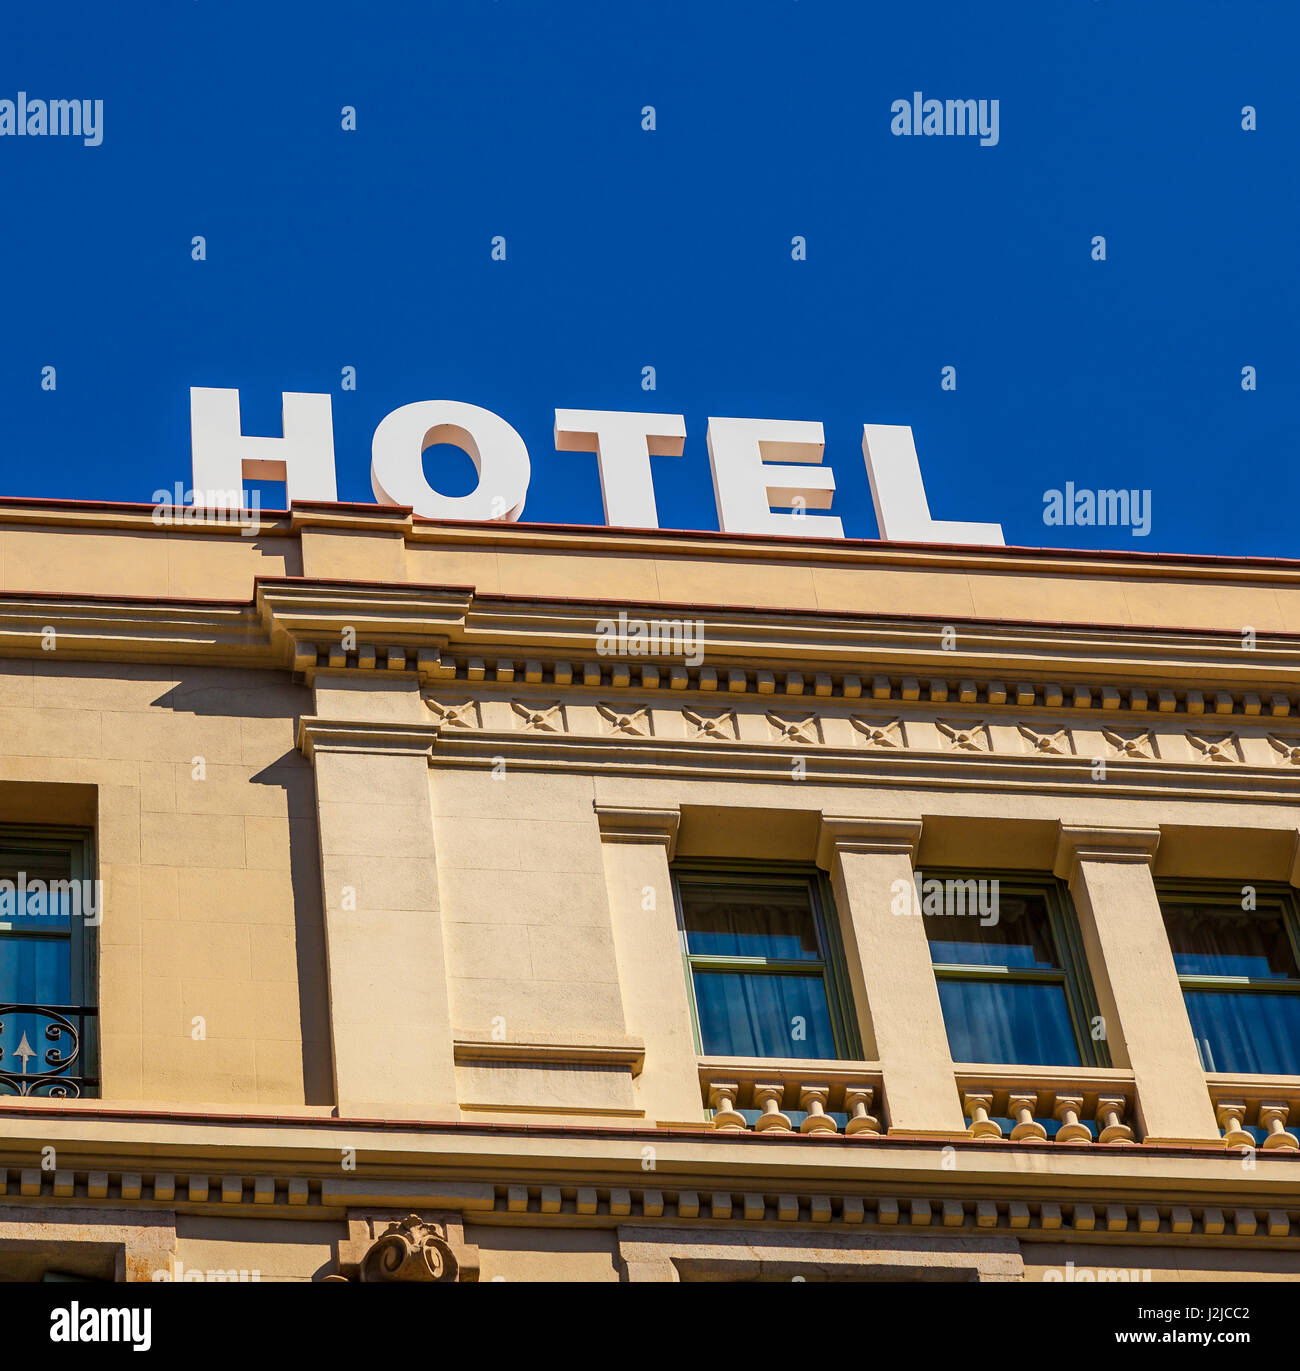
[[594, 805, 680, 859], [1052, 824, 1160, 883], [816, 816, 922, 870]]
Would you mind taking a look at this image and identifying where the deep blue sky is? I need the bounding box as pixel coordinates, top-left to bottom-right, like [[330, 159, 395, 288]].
[[1, 2, 1295, 555]]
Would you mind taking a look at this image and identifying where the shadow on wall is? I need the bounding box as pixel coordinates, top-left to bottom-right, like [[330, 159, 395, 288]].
[[152, 672, 333, 1107]]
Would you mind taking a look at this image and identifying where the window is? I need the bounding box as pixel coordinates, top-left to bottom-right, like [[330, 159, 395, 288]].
[[1158, 883, 1300, 1077], [674, 864, 859, 1060], [923, 872, 1103, 1067], [0, 827, 98, 1098]]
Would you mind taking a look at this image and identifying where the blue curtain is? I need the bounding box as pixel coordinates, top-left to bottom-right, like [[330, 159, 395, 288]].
[[682, 887, 821, 960], [937, 979, 1082, 1066], [925, 893, 1057, 968], [0, 936, 71, 1003], [1184, 990, 1300, 1075], [693, 970, 836, 1058]]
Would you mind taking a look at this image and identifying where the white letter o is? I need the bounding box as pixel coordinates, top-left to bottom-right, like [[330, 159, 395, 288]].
[[371, 400, 530, 521]]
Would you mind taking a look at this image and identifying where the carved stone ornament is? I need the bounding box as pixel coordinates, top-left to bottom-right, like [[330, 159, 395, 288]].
[[325, 1214, 460, 1283]]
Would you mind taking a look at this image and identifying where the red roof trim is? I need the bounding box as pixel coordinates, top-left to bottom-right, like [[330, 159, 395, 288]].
[[0, 495, 1297, 570]]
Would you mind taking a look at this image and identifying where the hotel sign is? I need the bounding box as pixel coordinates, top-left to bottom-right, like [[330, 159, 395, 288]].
[[188, 388, 1005, 546]]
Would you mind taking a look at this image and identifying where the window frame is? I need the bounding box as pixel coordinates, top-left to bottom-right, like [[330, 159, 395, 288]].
[[1156, 877, 1300, 1076], [0, 823, 99, 1096], [672, 859, 862, 1061], [922, 868, 1108, 1069]]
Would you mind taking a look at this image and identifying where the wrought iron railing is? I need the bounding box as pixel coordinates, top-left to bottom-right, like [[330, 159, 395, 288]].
[[0, 1004, 98, 1098]]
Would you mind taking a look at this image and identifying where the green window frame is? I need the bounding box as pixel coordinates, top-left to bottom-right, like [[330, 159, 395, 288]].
[[0, 825, 99, 1098], [672, 860, 861, 1061], [924, 870, 1107, 1068], [1156, 878, 1300, 1077]]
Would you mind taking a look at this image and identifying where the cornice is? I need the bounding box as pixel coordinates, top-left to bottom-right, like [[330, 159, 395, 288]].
[[255, 579, 472, 654], [6, 581, 1300, 728], [424, 728, 1300, 805], [0, 1102, 1297, 1208], [0, 1164, 1297, 1252], [0, 594, 274, 666], [252, 579, 1300, 709], [436, 592, 1300, 690], [296, 716, 441, 760]]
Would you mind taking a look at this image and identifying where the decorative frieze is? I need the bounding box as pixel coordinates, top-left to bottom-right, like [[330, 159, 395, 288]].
[[1187, 731, 1243, 763], [1267, 735, 1300, 765], [1, 1160, 1296, 1253], [766, 712, 821, 744], [1101, 727, 1154, 760], [483, 1183, 1299, 1244], [511, 700, 564, 732], [937, 720, 990, 752], [419, 694, 1300, 792], [1018, 724, 1071, 755], [851, 716, 905, 748], [597, 703, 652, 737], [426, 699, 480, 729], [682, 706, 739, 740], [409, 651, 1300, 723]]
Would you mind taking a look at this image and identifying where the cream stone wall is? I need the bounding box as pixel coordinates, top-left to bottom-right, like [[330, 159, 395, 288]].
[[0, 505, 1298, 1282], [0, 518, 301, 599], [0, 658, 329, 1109], [171, 1215, 346, 1282], [1023, 1245, 1300, 1282], [468, 1224, 621, 1282], [432, 769, 624, 1045]]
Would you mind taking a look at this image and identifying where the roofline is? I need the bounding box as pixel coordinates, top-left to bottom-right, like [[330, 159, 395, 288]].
[[0, 494, 1297, 571]]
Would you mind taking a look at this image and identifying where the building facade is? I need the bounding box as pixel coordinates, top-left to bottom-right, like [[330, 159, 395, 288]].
[[0, 497, 1298, 1282]]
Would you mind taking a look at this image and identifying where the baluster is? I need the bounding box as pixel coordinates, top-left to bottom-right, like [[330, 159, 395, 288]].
[[1215, 1100, 1253, 1148], [1052, 1094, 1092, 1144], [1096, 1095, 1135, 1144], [707, 1082, 747, 1131], [1009, 1092, 1048, 1142], [843, 1086, 882, 1136], [798, 1085, 837, 1135], [1259, 1102, 1300, 1151], [963, 1091, 1003, 1139], [752, 1082, 793, 1133]]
